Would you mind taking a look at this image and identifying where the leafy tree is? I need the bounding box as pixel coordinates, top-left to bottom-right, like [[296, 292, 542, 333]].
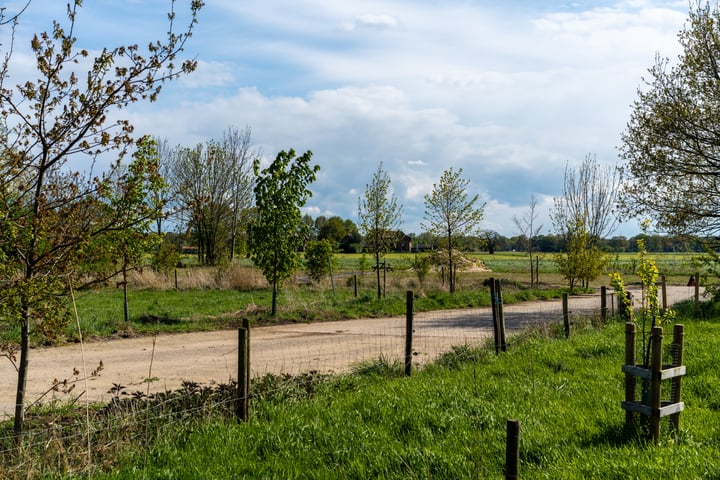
[[170, 127, 256, 265], [358, 162, 403, 300], [554, 215, 607, 291], [422, 167, 485, 293], [305, 239, 336, 282], [0, 0, 202, 439], [339, 218, 362, 253], [318, 216, 347, 245], [313, 215, 328, 240], [171, 127, 256, 266], [248, 149, 319, 316], [94, 137, 166, 326], [619, 2, 720, 238]]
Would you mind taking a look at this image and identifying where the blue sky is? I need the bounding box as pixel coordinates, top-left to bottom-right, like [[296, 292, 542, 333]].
[[5, 0, 689, 237]]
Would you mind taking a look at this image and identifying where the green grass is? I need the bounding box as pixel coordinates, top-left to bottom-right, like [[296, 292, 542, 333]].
[[67, 282, 569, 338], [68, 312, 719, 479]]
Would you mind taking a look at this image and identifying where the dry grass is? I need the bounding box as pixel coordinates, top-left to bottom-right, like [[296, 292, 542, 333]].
[[128, 263, 268, 291], [219, 263, 269, 290]]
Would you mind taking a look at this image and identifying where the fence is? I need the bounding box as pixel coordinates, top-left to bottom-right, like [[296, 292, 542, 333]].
[[0, 282, 701, 477], [1, 283, 700, 420]]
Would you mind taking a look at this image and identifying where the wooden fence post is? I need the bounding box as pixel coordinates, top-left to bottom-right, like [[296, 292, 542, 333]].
[[694, 271, 700, 317], [670, 324, 685, 431], [505, 419, 520, 480], [650, 326, 664, 443], [495, 279, 507, 352], [562, 293, 570, 339], [624, 322, 636, 426], [661, 275, 667, 313], [489, 278, 501, 354], [236, 318, 250, 422], [405, 291, 414, 376], [600, 286, 607, 323]]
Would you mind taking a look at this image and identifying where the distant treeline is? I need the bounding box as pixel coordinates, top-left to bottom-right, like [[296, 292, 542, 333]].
[[164, 226, 707, 256], [439, 232, 707, 254]]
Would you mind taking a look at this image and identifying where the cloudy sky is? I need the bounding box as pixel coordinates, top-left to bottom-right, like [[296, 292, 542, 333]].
[[6, 0, 690, 237]]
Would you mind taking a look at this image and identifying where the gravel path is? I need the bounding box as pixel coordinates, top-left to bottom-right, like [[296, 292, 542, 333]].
[[0, 285, 699, 418]]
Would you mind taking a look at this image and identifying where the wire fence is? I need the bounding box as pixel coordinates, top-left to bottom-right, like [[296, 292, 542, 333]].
[[0, 284, 701, 475]]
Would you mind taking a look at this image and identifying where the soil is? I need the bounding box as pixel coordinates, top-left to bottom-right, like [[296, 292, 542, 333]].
[[0, 285, 699, 418]]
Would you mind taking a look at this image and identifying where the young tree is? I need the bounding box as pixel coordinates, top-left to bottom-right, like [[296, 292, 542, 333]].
[[513, 194, 543, 288], [620, 2, 720, 238], [358, 162, 403, 300], [305, 239, 336, 282], [247, 149, 319, 316], [554, 215, 607, 291], [551, 154, 618, 289], [552, 154, 619, 245], [422, 167, 485, 293], [0, 1, 203, 440]]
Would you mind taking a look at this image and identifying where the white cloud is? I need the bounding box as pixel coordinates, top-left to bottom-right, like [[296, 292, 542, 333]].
[[343, 14, 399, 31], [178, 60, 236, 88]]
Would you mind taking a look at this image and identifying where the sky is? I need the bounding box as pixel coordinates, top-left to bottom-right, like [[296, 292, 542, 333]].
[[4, 0, 691, 237]]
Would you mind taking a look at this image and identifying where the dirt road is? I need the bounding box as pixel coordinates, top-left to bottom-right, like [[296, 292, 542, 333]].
[[0, 285, 699, 418]]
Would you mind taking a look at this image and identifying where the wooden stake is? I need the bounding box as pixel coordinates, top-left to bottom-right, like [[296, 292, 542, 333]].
[[670, 324, 685, 431], [562, 293, 570, 339], [505, 419, 520, 480], [236, 319, 250, 422], [650, 326, 663, 443], [495, 279, 507, 352], [405, 291, 414, 376], [489, 278, 500, 354], [624, 322, 636, 426]]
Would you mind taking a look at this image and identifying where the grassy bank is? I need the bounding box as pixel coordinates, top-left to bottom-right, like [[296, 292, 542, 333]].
[[105, 312, 720, 479]]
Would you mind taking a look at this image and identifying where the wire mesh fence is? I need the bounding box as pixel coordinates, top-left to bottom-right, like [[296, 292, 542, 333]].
[[1, 285, 701, 420], [0, 284, 701, 476]]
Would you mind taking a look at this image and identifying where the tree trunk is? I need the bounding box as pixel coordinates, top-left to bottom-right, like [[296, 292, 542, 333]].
[[448, 250, 455, 293], [375, 251, 381, 300], [14, 314, 30, 441], [271, 280, 278, 316]]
